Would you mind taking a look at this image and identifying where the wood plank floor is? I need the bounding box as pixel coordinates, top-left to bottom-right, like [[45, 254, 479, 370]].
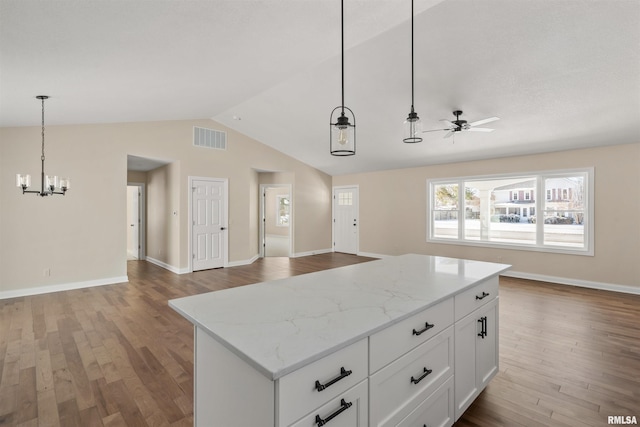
[[1, 254, 638, 426]]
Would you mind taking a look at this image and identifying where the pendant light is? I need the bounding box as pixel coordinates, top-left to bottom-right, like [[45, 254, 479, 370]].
[[403, 0, 422, 143], [16, 96, 71, 196], [330, 0, 356, 156]]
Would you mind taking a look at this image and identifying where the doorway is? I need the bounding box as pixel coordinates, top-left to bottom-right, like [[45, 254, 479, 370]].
[[332, 185, 359, 254], [260, 184, 292, 257], [126, 183, 146, 260]]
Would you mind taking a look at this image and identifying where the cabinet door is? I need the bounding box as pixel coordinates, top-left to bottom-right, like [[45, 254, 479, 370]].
[[477, 298, 499, 389], [454, 298, 499, 421], [453, 311, 479, 420]]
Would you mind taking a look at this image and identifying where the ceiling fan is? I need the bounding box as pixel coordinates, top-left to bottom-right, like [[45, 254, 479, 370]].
[[423, 110, 499, 138]]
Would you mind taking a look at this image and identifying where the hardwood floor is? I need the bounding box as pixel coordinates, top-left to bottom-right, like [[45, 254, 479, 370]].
[[0, 254, 638, 426]]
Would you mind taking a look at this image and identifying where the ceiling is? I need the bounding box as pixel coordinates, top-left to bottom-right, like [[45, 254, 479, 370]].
[[2, 0, 639, 176]]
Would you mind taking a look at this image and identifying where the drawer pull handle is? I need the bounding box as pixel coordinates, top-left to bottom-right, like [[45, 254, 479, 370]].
[[476, 291, 490, 300], [315, 367, 352, 392], [412, 322, 435, 336], [315, 399, 352, 426], [410, 367, 433, 384]]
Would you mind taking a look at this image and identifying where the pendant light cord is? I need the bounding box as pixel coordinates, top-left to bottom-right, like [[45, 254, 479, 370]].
[[341, 0, 345, 115], [410, 0, 415, 112]]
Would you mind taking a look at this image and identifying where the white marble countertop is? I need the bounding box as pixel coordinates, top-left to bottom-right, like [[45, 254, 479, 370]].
[[169, 254, 510, 380]]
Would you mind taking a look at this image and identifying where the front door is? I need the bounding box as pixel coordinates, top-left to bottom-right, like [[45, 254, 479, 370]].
[[333, 186, 358, 254], [192, 178, 227, 271]]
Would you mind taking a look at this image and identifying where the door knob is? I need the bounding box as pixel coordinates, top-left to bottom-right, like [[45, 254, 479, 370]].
[[220, 227, 227, 230]]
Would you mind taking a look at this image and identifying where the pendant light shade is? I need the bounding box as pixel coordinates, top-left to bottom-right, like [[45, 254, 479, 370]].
[[330, 0, 356, 156], [403, 107, 423, 143], [403, 0, 423, 143], [330, 107, 356, 156]]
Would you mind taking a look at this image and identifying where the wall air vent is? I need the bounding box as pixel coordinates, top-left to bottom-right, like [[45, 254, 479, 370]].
[[193, 127, 227, 150]]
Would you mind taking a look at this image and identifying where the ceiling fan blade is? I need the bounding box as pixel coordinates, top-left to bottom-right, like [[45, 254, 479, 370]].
[[441, 120, 459, 129], [422, 128, 449, 133], [443, 131, 454, 138], [468, 117, 499, 127], [466, 127, 494, 132]]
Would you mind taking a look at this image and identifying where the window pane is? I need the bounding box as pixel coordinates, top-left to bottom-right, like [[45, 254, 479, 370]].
[[432, 183, 458, 239], [543, 175, 585, 248], [465, 177, 536, 245]]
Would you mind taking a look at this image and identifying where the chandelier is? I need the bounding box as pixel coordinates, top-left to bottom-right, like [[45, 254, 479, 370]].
[[16, 96, 70, 196]]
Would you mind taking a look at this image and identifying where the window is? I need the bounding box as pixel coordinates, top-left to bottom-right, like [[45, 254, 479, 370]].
[[276, 195, 290, 227], [427, 168, 593, 255], [338, 192, 353, 206]]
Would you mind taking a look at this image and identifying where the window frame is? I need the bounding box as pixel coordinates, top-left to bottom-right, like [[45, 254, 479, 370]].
[[427, 168, 594, 256]]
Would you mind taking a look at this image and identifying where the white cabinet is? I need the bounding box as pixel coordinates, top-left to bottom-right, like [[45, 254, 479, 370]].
[[290, 380, 368, 427], [194, 330, 368, 427], [369, 327, 453, 426], [278, 338, 368, 426], [169, 256, 509, 427], [396, 376, 454, 427], [454, 297, 499, 420]]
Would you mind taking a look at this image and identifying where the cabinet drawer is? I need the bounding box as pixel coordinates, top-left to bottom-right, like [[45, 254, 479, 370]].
[[397, 376, 454, 427], [454, 276, 498, 321], [370, 298, 453, 373], [277, 338, 367, 427], [369, 326, 454, 427], [289, 379, 368, 427]]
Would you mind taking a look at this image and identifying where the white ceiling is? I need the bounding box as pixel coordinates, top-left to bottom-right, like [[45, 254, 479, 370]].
[[2, 0, 639, 176]]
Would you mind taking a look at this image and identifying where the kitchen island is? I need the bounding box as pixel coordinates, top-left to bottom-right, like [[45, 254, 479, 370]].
[[169, 254, 510, 426]]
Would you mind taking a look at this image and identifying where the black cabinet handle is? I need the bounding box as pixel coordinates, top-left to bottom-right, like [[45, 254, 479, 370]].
[[315, 367, 352, 392], [412, 322, 435, 336], [410, 367, 433, 384], [477, 316, 487, 338], [315, 399, 352, 426], [476, 291, 490, 300]]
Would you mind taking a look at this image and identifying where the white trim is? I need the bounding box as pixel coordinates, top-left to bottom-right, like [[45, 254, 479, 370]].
[[0, 276, 129, 300], [356, 251, 387, 259], [146, 256, 190, 274], [503, 270, 640, 295], [227, 254, 261, 267], [292, 248, 333, 258]]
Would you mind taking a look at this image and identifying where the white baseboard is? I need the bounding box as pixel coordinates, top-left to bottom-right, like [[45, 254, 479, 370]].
[[503, 270, 640, 295], [292, 248, 333, 258], [357, 252, 387, 259], [227, 254, 260, 267], [0, 275, 129, 300], [146, 257, 190, 274]]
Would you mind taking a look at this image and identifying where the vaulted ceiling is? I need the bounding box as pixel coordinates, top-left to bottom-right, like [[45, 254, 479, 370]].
[[2, 0, 639, 175]]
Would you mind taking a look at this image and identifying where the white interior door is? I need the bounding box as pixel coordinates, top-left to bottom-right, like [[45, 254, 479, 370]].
[[192, 178, 227, 271], [333, 186, 359, 254], [127, 186, 140, 259]]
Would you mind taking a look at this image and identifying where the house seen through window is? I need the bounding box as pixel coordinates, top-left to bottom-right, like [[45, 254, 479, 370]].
[[428, 169, 593, 255]]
